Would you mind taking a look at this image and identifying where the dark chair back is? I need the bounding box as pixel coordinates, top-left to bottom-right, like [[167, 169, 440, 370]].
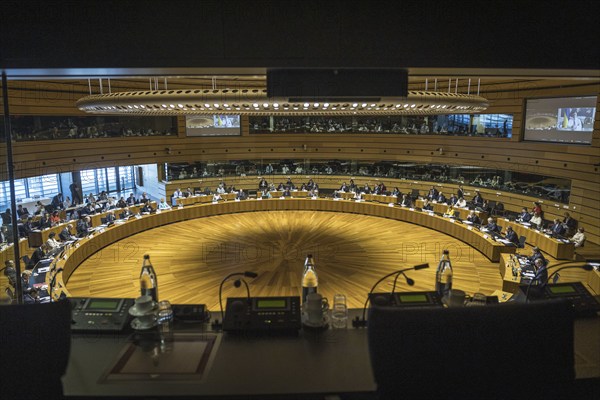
[[368, 301, 574, 400], [519, 235, 527, 248], [0, 300, 72, 399]]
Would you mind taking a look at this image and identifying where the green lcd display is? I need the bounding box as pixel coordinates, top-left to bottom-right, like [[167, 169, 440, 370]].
[[398, 294, 428, 303], [256, 299, 287, 309], [87, 299, 121, 311], [548, 286, 577, 294]]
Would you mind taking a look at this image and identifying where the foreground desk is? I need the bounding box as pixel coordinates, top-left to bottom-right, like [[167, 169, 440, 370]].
[[62, 309, 600, 398], [52, 198, 517, 298]]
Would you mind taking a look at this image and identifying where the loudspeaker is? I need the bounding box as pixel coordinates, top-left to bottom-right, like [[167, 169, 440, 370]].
[[171, 304, 208, 322]]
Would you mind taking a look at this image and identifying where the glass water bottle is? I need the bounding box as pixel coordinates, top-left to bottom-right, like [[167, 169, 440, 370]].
[[301, 254, 318, 304], [435, 250, 453, 298], [140, 254, 159, 302]]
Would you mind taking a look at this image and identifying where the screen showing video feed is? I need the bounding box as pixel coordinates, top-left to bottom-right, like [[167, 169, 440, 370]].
[[524, 96, 596, 144], [186, 115, 241, 136]]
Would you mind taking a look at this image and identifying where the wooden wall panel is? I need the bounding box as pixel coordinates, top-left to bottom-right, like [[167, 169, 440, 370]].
[[1, 79, 599, 244]]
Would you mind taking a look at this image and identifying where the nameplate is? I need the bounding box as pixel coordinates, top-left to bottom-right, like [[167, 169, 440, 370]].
[[449, 219, 455, 223], [257, 197, 262, 201], [98, 228, 105, 233], [409, 208, 415, 211], [544, 234, 551, 238], [212, 201, 218, 204], [178, 205, 183, 209], [75, 243, 80, 247], [279, 197, 285, 200], [388, 203, 394, 207], [235, 198, 241, 202], [483, 234, 489, 239], [135, 215, 142, 219], [312, 197, 318, 200], [467, 226, 473, 230], [505, 219, 510, 222], [156, 209, 161, 214], [334, 198, 341, 201]]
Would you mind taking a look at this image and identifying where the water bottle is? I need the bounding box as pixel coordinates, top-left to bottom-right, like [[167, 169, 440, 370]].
[[301, 254, 318, 304], [435, 250, 453, 298], [140, 254, 159, 302]]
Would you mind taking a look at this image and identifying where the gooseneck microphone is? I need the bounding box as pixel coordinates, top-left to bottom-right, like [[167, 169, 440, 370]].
[[355, 263, 429, 327], [219, 271, 259, 321]]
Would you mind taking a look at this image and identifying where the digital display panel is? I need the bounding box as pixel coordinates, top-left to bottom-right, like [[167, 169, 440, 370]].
[[524, 96, 596, 144], [548, 286, 577, 295], [398, 294, 429, 303], [256, 299, 287, 309], [185, 115, 241, 136], [86, 299, 121, 311]]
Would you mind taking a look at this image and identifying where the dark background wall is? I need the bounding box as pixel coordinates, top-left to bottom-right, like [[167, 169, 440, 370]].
[[1, 0, 599, 72]]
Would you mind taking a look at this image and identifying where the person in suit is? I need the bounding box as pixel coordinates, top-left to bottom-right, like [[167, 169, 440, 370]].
[[258, 179, 268, 192], [59, 224, 75, 241], [282, 188, 292, 197], [571, 228, 586, 247], [427, 186, 439, 200], [69, 182, 82, 205], [399, 194, 412, 207], [422, 198, 433, 211], [466, 210, 481, 225], [37, 213, 51, 229], [484, 217, 500, 233], [532, 258, 548, 287], [339, 182, 349, 192], [18, 217, 34, 238], [457, 185, 464, 200], [117, 197, 127, 209], [391, 187, 401, 197], [363, 183, 371, 194], [562, 212, 577, 236], [548, 218, 566, 236], [1, 209, 12, 225], [517, 207, 532, 223], [16, 205, 30, 219], [120, 207, 133, 219], [50, 193, 64, 210], [448, 194, 458, 206], [79, 203, 96, 216], [528, 247, 547, 266], [236, 189, 247, 200], [76, 216, 91, 237], [504, 226, 519, 245], [3, 260, 17, 288], [141, 202, 154, 213], [0, 225, 12, 244], [29, 244, 48, 269], [139, 192, 150, 204], [349, 179, 357, 192], [472, 191, 483, 207], [126, 193, 137, 206], [436, 192, 447, 204]]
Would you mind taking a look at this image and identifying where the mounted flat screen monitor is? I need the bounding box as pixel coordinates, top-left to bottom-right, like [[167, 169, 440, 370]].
[[186, 115, 241, 136], [524, 96, 596, 144]]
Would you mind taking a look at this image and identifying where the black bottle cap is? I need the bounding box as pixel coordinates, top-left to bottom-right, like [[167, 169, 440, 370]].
[[443, 250, 450, 255]]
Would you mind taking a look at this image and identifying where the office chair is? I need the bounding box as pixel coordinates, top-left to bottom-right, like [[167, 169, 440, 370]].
[[0, 300, 72, 399], [518, 235, 527, 248], [368, 301, 574, 400], [21, 255, 32, 269], [100, 217, 108, 224]]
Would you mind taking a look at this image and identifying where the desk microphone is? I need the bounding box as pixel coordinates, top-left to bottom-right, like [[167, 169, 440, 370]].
[[219, 271, 259, 320], [354, 263, 429, 327]]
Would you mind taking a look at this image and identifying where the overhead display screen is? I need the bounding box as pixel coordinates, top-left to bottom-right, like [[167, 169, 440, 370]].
[[186, 115, 241, 136], [524, 96, 596, 144]]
